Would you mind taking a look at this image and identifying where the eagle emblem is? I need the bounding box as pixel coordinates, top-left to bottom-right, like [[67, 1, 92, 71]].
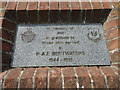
[[87, 29, 102, 42]]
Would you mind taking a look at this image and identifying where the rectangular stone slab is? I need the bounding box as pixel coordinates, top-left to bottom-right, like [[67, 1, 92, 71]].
[[11, 24, 110, 67]]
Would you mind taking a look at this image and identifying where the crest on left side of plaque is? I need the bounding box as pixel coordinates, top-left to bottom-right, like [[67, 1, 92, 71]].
[[21, 28, 36, 43]]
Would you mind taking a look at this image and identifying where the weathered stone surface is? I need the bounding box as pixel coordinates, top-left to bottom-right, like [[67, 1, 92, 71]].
[[12, 24, 110, 67]]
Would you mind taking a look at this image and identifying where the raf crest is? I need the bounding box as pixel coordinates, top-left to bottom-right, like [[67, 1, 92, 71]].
[[21, 27, 36, 43], [87, 28, 102, 42]]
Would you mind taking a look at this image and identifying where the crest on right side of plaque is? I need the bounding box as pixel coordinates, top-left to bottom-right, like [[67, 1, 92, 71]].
[[87, 28, 102, 42]]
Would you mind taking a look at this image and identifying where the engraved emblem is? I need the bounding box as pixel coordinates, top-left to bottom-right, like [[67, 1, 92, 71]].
[[87, 29, 102, 42], [21, 29, 35, 43]]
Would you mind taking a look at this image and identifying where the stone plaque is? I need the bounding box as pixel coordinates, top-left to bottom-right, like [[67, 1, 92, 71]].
[[11, 24, 110, 67]]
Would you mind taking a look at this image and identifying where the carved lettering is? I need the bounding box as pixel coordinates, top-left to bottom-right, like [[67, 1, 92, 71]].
[[52, 51, 85, 56]]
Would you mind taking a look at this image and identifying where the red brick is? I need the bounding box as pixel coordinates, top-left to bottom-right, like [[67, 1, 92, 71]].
[[39, 2, 48, 23], [90, 1, 102, 22], [39, 1, 48, 10], [2, 52, 11, 65], [100, 0, 112, 9], [19, 68, 35, 88], [2, 40, 13, 52], [88, 66, 106, 88], [28, 2, 38, 10], [75, 67, 91, 88], [110, 50, 120, 63], [71, 0, 80, 10], [1, 2, 6, 9], [7, 2, 17, 10], [50, 1, 58, 10], [81, 0, 91, 22], [81, 0, 91, 10], [17, 2, 27, 10], [71, 1, 81, 23], [4, 68, 22, 88], [1, 28, 15, 42], [62, 67, 76, 88], [0, 70, 8, 87], [28, 2, 38, 23], [60, 2, 70, 10], [91, 0, 102, 9], [0, 19, 3, 27], [112, 64, 120, 69], [60, 2, 70, 23], [49, 67, 61, 88], [111, 0, 119, 8], [35, 67, 48, 88], [100, 66, 119, 88], [17, 2, 27, 23], [103, 19, 119, 30], [6, 2, 17, 21], [106, 27, 119, 40], [107, 38, 119, 51], [2, 19, 16, 31], [111, 67, 119, 75], [49, 2, 59, 23], [107, 9, 118, 20]]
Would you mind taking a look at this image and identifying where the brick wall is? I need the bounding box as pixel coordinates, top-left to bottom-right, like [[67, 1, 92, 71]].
[[0, 0, 119, 89]]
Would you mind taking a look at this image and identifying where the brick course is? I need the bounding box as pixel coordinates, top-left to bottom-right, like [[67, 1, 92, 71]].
[[75, 67, 91, 88], [107, 38, 119, 51], [62, 67, 76, 88], [35, 67, 48, 88], [100, 66, 119, 88], [17, 2, 28, 23], [19, 68, 35, 88], [49, 67, 62, 88], [4, 68, 22, 88], [88, 66, 106, 88]]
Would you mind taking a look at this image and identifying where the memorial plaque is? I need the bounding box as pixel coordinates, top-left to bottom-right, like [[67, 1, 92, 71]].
[[11, 24, 110, 67]]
